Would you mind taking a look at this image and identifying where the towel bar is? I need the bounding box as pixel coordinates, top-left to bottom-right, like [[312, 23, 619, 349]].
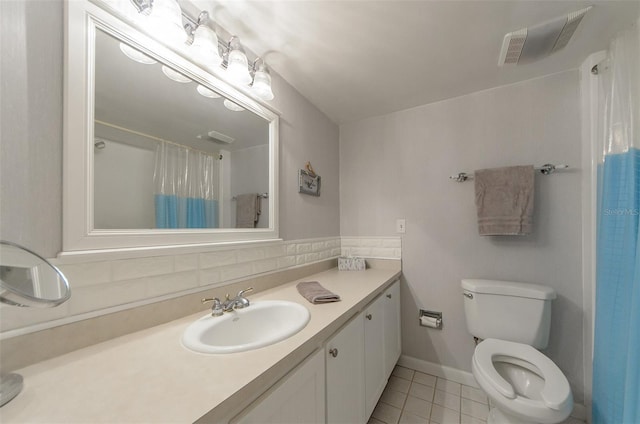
[[449, 164, 568, 182], [231, 193, 269, 200]]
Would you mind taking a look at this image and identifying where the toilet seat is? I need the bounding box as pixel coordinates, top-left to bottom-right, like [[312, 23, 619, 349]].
[[473, 338, 571, 411]]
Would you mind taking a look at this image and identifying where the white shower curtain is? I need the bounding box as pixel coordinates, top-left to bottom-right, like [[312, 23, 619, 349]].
[[153, 142, 220, 228]]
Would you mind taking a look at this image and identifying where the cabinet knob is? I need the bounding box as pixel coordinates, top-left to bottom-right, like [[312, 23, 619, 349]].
[[329, 348, 338, 358], [386, 294, 392, 298], [366, 314, 372, 320]]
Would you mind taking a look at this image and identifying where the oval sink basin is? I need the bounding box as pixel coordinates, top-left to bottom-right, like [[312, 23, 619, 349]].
[[182, 300, 310, 354]]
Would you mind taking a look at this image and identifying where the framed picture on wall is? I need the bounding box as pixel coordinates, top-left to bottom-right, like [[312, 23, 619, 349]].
[[299, 169, 321, 196]]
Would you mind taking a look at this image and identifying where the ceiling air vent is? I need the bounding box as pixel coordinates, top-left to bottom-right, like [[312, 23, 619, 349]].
[[498, 6, 592, 66], [197, 130, 235, 144], [499, 28, 528, 65]]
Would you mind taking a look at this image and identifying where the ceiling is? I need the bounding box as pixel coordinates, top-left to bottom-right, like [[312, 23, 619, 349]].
[[190, 0, 639, 124]]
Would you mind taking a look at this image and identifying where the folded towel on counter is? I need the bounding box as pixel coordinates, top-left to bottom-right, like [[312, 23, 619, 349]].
[[296, 281, 341, 304], [474, 165, 535, 236]]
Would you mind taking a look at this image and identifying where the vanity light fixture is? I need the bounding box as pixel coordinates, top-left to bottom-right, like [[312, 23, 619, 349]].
[[161, 65, 191, 83], [223, 99, 245, 112], [129, 0, 152, 15], [189, 12, 222, 68], [251, 58, 274, 101], [128, 0, 275, 101], [119, 42, 157, 64]]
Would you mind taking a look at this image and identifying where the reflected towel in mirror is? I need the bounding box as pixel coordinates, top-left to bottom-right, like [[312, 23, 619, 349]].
[[235, 193, 261, 228]]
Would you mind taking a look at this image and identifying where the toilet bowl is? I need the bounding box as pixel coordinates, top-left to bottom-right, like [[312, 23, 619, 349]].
[[472, 338, 573, 424]]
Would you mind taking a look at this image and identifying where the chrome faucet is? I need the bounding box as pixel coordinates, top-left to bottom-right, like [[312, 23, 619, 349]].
[[202, 287, 253, 316], [223, 287, 253, 311]]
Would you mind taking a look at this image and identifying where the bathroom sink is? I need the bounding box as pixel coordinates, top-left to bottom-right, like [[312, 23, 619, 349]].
[[181, 300, 310, 354]]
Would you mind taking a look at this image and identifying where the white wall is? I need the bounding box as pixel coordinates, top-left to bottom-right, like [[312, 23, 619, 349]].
[[94, 140, 156, 229], [339, 70, 584, 402], [0, 0, 63, 256], [271, 75, 341, 240]]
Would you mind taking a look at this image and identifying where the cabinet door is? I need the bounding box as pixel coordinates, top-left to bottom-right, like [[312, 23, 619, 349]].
[[326, 315, 365, 424], [384, 280, 401, 378], [364, 294, 386, 419], [233, 349, 325, 424]]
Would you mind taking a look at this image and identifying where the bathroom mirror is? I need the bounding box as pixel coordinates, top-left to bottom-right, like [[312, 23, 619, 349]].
[[0, 241, 71, 308], [63, 0, 279, 253]]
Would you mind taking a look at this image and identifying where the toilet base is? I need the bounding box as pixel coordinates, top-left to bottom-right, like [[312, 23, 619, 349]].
[[488, 406, 539, 424]]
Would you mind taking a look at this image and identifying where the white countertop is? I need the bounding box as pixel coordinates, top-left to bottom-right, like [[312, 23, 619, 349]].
[[0, 266, 400, 423]]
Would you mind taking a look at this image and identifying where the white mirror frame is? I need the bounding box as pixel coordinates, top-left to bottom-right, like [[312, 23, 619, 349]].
[[63, 0, 279, 255]]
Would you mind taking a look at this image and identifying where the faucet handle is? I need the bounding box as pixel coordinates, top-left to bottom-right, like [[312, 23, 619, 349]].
[[232, 287, 253, 309], [236, 287, 254, 298], [202, 297, 220, 304]]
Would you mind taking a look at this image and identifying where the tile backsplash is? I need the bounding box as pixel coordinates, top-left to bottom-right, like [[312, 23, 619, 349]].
[[0, 236, 401, 335], [341, 237, 402, 259]]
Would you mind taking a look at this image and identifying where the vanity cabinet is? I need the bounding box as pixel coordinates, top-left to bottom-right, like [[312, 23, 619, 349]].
[[364, 280, 401, 418], [325, 313, 365, 423], [384, 281, 402, 377], [327, 279, 402, 422], [234, 279, 401, 424], [364, 293, 387, 418], [232, 349, 326, 424]]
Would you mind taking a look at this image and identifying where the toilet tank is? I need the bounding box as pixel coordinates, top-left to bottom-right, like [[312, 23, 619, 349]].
[[461, 279, 556, 349]]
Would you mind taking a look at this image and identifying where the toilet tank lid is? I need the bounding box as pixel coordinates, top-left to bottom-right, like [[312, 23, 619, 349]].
[[461, 279, 556, 300]]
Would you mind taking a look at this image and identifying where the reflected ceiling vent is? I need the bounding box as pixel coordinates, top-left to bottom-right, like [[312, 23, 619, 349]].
[[197, 130, 235, 144], [498, 6, 592, 66]]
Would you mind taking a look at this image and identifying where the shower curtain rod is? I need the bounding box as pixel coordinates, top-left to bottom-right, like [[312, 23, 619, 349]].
[[94, 120, 223, 159], [449, 164, 569, 182]]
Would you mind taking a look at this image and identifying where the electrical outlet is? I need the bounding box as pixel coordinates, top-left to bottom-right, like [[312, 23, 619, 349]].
[[396, 219, 406, 234]]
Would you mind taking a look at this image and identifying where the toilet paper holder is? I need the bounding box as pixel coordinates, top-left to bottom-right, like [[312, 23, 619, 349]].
[[419, 309, 443, 329]]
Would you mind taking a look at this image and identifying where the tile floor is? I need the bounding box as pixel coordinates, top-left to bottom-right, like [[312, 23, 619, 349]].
[[368, 365, 585, 424]]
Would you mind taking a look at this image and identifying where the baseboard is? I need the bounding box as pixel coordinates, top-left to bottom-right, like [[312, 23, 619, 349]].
[[398, 354, 587, 421], [571, 403, 587, 421], [398, 355, 479, 388]]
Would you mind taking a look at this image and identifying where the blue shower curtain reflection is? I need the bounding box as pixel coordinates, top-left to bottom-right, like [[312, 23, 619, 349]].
[[153, 142, 220, 229]]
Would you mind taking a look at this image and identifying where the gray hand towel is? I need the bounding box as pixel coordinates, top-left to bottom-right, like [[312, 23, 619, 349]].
[[236, 193, 260, 228], [296, 281, 341, 304], [474, 165, 535, 236]]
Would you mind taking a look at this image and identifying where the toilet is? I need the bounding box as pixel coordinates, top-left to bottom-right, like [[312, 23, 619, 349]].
[[461, 279, 573, 424]]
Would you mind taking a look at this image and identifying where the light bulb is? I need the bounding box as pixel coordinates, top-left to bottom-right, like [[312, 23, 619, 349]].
[[191, 25, 222, 68], [226, 49, 252, 85], [252, 67, 274, 100], [145, 0, 187, 45]]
